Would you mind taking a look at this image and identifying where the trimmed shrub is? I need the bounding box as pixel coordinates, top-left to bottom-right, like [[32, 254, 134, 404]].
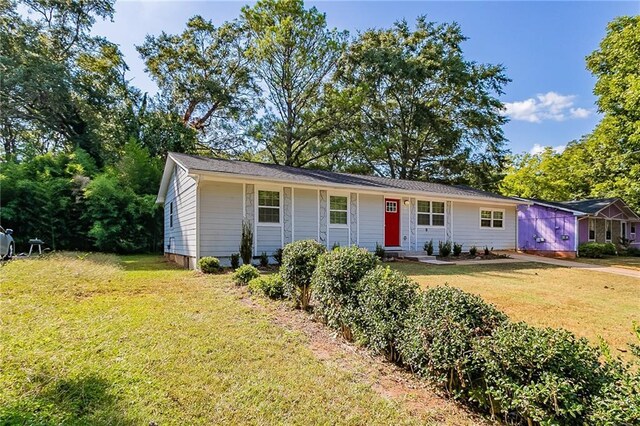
[[484, 246, 490, 255], [312, 246, 378, 339], [273, 248, 283, 265], [424, 239, 434, 255], [230, 253, 240, 270], [469, 246, 478, 256], [472, 322, 605, 425], [331, 241, 340, 250], [198, 256, 221, 274], [248, 273, 285, 299], [579, 242, 617, 258], [240, 220, 253, 265], [375, 242, 385, 260], [232, 264, 260, 286], [626, 246, 640, 256], [397, 286, 507, 393], [281, 239, 327, 310], [355, 266, 418, 361], [438, 241, 452, 257], [259, 251, 269, 267], [453, 242, 463, 257]]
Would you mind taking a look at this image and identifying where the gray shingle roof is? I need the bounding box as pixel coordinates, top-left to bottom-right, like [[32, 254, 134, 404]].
[[556, 198, 621, 214], [169, 152, 517, 203]]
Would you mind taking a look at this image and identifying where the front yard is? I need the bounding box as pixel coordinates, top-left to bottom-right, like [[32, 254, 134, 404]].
[[573, 255, 640, 271], [392, 261, 640, 352]]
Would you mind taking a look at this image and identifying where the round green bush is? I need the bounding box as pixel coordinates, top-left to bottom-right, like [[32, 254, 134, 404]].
[[232, 264, 260, 286], [472, 322, 605, 425], [355, 266, 418, 361], [198, 256, 221, 274], [312, 246, 378, 338], [248, 273, 285, 299], [397, 286, 507, 392], [578, 242, 617, 258], [280, 239, 327, 309]]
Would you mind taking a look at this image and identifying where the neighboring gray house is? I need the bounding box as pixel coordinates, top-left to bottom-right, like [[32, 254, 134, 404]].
[[156, 153, 521, 268]]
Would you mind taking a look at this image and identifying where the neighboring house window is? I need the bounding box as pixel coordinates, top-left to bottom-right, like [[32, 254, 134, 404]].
[[329, 195, 348, 225], [169, 202, 174, 228], [588, 218, 595, 241], [417, 201, 445, 226], [480, 209, 504, 229], [605, 219, 612, 241], [631, 224, 637, 239], [258, 190, 280, 223], [622, 222, 627, 239]]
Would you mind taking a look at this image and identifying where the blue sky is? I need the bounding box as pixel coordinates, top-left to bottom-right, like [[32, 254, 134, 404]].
[[91, 1, 640, 155]]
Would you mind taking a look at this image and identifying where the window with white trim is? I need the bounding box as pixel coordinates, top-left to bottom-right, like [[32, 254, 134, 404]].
[[417, 201, 445, 226], [588, 218, 595, 241], [480, 209, 504, 229], [258, 190, 280, 223], [605, 219, 612, 241], [631, 224, 636, 238], [169, 202, 174, 228], [330, 195, 348, 225]]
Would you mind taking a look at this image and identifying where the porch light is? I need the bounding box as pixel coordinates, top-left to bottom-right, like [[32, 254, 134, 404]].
[[403, 200, 410, 206]]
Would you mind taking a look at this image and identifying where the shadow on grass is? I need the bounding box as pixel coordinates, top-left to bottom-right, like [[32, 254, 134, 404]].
[[391, 261, 563, 277], [0, 375, 135, 425], [119, 254, 184, 272]]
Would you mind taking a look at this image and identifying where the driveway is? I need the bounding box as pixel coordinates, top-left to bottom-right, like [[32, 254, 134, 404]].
[[507, 253, 640, 279]]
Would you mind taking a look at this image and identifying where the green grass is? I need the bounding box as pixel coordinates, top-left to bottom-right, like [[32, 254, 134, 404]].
[[1, 253, 429, 425], [572, 255, 640, 271], [392, 261, 640, 353]]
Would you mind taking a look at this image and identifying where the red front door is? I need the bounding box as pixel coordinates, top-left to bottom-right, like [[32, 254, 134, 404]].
[[384, 198, 400, 247]]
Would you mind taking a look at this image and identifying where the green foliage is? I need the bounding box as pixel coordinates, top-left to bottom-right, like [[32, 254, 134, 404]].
[[232, 264, 260, 286], [230, 253, 240, 270], [472, 322, 605, 425], [484, 246, 490, 256], [438, 241, 452, 257], [312, 246, 378, 338], [424, 239, 434, 255], [397, 286, 507, 392], [198, 257, 221, 274], [452, 242, 463, 257], [331, 241, 340, 250], [469, 246, 478, 256], [355, 266, 418, 361], [259, 251, 269, 267], [578, 242, 617, 258], [374, 243, 385, 260], [273, 248, 283, 265], [248, 273, 286, 299], [240, 220, 253, 265], [280, 239, 327, 309]]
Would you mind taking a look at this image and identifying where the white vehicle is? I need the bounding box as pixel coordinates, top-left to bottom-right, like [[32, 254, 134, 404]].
[[0, 226, 15, 260]]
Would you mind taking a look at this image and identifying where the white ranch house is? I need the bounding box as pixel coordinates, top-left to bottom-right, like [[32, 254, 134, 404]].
[[156, 153, 521, 268]]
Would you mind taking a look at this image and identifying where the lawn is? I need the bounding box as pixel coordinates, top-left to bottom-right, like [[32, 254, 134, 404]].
[[1, 253, 463, 425], [572, 255, 640, 271], [392, 261, 640, 353]]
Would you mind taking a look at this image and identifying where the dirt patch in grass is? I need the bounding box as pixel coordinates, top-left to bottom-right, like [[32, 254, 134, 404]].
[[234, 287, 494, 426]]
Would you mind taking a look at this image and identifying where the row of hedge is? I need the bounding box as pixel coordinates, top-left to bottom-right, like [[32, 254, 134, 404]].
[[263, 240, 639, 425]]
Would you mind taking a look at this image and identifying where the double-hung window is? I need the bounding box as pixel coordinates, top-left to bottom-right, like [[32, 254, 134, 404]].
[[480, 209, 504, 229], [605, 219, 612, 242], [329, 195, 348, 225], [169, 202, 174, 228], [417, 201, 445, 226], [588, 218, 596, 241], [631, 224, 637, 239], [258, 190, 280, 224]]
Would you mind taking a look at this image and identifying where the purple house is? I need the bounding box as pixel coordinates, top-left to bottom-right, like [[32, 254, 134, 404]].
[[516, 198, 640, 258]]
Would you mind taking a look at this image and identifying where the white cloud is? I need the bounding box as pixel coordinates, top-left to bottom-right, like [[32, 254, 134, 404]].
[[503, 92, 592, 123], [530, 144, 566, 155]]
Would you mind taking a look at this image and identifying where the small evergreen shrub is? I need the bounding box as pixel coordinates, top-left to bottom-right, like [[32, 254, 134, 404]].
[[259, 251, 269, 267], [230, 253, 240, 270], [273, 248, 284, 265], [232, 264, 260, 286], [424, 239, 434, 255], [331, 241, 340, 250], [355, 266, 418, 361], [472, 322, 605, 425], [248, 273, 285, 299], [469, 246, 478, 256], [240, 220, 253, 265], [484, 246, 490, 256], [397, 286, 507, 393], [438, 241, 452, 257], [375, 242, 386, 260], [280, 239, 327, 310], [578, 242, 617, 258], [312, 246, 378, 339], [453, 242, 463, 257], [626, 246, 640, 256], [198, 256, 221, 274]]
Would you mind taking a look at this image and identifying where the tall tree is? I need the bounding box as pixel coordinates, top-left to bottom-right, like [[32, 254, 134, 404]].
[[334, 17, 509, 184], [241, 0, 348, 166], [137, 16, 256, 156]]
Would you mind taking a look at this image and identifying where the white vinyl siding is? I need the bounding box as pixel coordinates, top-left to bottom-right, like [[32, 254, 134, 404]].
[[453, 202, 516, 250], [164, 167, 197, 257], [358, 194, 384, 251], [256, 226, 281, 256], [199, 181, 243, 258], [293, 188, 318, 240], [328, 228, 349, 248]]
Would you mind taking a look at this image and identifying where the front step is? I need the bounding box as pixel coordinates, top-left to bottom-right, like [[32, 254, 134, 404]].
[[386, 250, 455, 265]]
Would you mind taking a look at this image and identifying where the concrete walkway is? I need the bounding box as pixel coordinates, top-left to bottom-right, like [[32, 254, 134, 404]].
[[506, 253, 640, 279]]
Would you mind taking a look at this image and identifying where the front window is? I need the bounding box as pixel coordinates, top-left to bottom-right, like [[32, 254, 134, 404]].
[[589, 219, 595, 241], [258, 190, 280, 223], [480, 209, 504, 229], [605, 220, 612, 241], [417, 201, 445, 226], [169, 202, 174, 228], [631, 224, 637, 238], [330, 196, 348, 225]]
